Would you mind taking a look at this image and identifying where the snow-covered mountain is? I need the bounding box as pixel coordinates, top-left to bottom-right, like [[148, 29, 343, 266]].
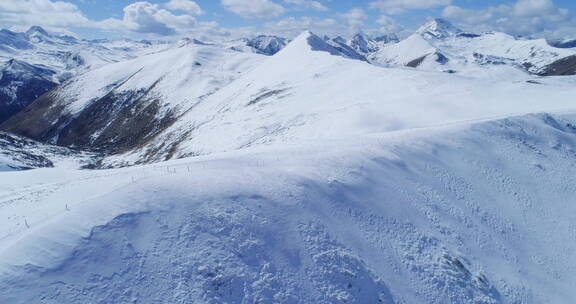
[[1, 21, 576, 304], [347, 31, 398, 56], [416, 18, 462, 39], [0, 59, 58, 123], [0, 26, 172, 123], [372, 19, 576, 77], [0, 42, 265, 153], [3, 30, 576, 166], [101, 31, 575, 166], [0, 26, 171, 80], [227, 35, 289, 55]]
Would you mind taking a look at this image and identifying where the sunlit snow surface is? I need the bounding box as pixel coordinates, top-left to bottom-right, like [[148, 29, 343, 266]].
[[1, 31, 576, 303]]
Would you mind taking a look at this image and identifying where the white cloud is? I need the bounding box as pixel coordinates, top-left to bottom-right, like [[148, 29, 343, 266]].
[[441, 0, 575, 39], [375, 15, 403, 33], [340, 8, 367, 28], [513, 0, 556, 16], [165, 0, 203, 15], [0, 0, 92, 28], [119, 1, 196, 35], [0, 0, 205, 37], [283, 0, 329, 11], [221, 0, 285, 19], [310, 1, 329, 11], [369, 0, 452, 15], [264, 16, 344, 37]]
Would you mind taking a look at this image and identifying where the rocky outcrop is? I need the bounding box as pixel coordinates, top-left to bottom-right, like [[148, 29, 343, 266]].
[[537, 55, 576, 76], [0, 77, 177, 154], [0, 59, 57, 123]]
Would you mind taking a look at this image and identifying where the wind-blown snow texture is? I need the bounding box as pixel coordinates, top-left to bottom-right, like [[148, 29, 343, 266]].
[[1, 113, 576, 303]]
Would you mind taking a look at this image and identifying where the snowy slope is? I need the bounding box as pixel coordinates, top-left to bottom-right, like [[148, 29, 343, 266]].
[[0, 26, 172, 124], [2, 112, 576, 303], [103, 31, 576, 166], [0, 43, 265, 152], [370, 34, 443, 68]]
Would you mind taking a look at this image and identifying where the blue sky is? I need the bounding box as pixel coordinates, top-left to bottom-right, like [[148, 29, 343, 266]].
[[1, 0, 575, 40]]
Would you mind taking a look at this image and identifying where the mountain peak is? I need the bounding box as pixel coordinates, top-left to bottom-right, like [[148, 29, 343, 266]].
[[277, 30, 365, 61], [26, 26, 50, 37], [417, 18, 462, 39]]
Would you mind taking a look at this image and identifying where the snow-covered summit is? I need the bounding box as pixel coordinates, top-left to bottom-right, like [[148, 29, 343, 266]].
[[278, 31, 366, 61], [349, 32, 379, 54], [246, 35, 288, 55], [25, 26, 51, 42], [225, 35, 289, 56], [347, 31, 398, 57], [371, 19, 576, 76], [417, 18, 463, 39]]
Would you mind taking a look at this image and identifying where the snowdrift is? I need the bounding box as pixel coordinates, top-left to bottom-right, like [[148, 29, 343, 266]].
[[1, 113, 576, 303]]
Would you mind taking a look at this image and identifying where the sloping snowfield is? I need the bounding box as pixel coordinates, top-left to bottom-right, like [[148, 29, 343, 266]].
[[2, 113, 576, 303], [102, 32, 576, 167]]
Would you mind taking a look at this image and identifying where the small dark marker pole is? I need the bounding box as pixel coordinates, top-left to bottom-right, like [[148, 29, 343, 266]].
[[24, 217, 30, 229]]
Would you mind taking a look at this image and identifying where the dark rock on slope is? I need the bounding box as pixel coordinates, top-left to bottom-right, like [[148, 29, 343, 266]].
[[537, 55, 576, 76], [0, 75, 177, 154], [0, 59, 58, 123]]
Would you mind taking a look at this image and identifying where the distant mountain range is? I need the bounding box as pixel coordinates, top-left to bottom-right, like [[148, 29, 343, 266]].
[[1, 19, 575, 166]]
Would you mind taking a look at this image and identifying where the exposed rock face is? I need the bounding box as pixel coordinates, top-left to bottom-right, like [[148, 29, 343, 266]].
[[0, 80, 177, 154], [0, 59, 57, 123], [349, 33, 379, 54], [549, 39, 576, 49], [0, 132, 53, 169], [324, 36, 369, 62], [374, 34, 399, 44], [405, 52, 448, 68], [537, 55, 576, 76], [0, 131, 91, 170], [246, 36, 288, 55]]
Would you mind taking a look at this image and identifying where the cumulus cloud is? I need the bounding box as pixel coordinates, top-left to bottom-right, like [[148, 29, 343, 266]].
[[375, 15, 403, 33], [120, 2, 196, 35], [0, 0, 205, 37], [283, 0, 329, 11], [0, 0, 92, 28], [369, 0, 452, 15], [221, 0, 285, 19], [441, 0, 575, 39], [340, 8, 368, 28], [264, 16, 343, 37], [165, 0, 203, 15]]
